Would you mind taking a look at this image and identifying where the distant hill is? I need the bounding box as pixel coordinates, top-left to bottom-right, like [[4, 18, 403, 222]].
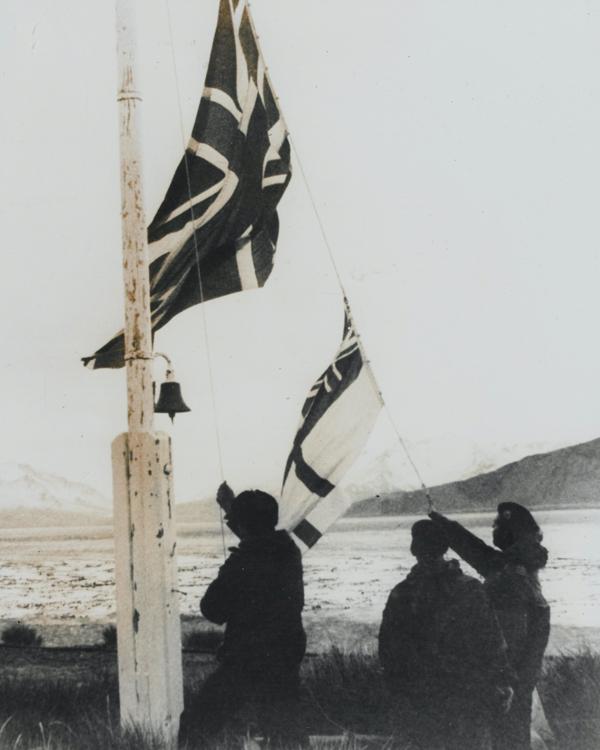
[[6, 436, 600, 528], [0, 463, 111, 528], [174, 496, 221, 524], [339, 435, 568, 505], [0, 508, 112, 528], [348, 437, 600, 516], [174, 485, 281, 525]]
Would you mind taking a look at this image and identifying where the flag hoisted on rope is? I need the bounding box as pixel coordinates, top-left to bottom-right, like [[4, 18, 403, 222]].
[[279, 300, 384, 550], [83, 0, 291, 369]]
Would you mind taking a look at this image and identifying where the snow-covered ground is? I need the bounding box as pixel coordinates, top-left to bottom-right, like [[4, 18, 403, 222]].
[[0, 509, 598, 650]]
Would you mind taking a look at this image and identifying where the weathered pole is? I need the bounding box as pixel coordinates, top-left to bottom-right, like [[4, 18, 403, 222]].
[[112, 0, 183, 741]]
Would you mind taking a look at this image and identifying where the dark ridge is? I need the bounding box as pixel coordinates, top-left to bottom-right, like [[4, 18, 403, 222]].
[[347, 436, 600, 516]]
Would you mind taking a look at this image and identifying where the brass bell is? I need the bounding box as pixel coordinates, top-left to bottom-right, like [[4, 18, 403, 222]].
[[153, 354, 191, 422], [155, 380, 191, 422]]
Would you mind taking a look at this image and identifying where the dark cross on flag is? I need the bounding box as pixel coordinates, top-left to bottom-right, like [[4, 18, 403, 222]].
[[279, 301, 384, 549]]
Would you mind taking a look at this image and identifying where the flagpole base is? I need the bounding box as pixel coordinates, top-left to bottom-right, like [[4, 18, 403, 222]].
[[112, 431, 183, 744]]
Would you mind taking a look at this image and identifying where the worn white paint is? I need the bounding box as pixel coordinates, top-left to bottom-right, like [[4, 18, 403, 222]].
[[112, 432, 183, 740], [113, 0, 183, 742], [116, 0, 154, 433]]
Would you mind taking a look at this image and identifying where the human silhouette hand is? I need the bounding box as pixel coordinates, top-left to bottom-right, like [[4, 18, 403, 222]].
[[428, 510, 447, 524], [216, 481, 235, 514]]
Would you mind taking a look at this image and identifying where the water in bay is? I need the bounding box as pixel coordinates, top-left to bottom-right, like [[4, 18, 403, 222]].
[[0, 508, 598, 651]]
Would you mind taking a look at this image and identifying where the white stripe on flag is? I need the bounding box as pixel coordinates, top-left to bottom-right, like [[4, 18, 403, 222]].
[[257, 57, 266, 104], [232, 0, 250, 108], [262, 119, 288, 184], [268, 118, 288, 152], [187, 140, 230, 174], [232, 0, 246, 29], [148, 172, 240, 267], [236, 238, 259, 289], [262, 174, 288, 188], [239, 79, 258, 137], [162, 178, 226, 225], [202, 86, 242, 122], [279, 365, 383, 531]]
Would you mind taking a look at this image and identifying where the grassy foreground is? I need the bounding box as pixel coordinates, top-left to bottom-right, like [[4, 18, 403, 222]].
[[0, 648, 598, 750]]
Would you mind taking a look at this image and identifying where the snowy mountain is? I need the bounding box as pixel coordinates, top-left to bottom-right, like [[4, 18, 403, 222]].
[[0, 463, 111, 527]]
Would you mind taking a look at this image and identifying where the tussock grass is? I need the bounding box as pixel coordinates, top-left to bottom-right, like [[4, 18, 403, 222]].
[[0, 648, 597, 749], [301, 648, 394, 738], [102, 625, 118, 650], [539, 649, 600, 750], [182, 629, 223, 653], [1, 624, 43, 648]]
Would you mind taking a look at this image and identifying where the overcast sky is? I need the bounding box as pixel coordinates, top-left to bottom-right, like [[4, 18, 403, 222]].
[[1, 0, 599, 502]]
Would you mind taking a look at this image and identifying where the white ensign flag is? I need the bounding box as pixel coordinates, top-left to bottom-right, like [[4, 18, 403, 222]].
[[279, 301, 384, 550]]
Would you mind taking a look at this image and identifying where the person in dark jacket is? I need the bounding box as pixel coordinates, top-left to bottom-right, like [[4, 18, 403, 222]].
[[379, 520, 514, 750], [429, 503, 550, 750], [189, 489, 307, 743]]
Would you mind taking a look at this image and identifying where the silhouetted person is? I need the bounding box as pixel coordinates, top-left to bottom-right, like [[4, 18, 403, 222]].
[[379, 520, 513, 750], [429, 503, 550, 750], [189, 489, 307, 744]]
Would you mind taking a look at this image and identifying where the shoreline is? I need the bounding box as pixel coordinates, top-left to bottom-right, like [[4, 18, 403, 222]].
[[2, 504, 600, 536]]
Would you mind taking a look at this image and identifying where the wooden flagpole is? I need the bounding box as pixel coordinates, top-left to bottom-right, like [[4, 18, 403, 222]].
[[112, 0, 183, 741]]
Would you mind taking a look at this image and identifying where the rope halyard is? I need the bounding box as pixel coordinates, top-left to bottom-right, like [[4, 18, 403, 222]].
[[288, 137, 432, 512], [164, 0, 227, 557], [424, 485, 434, 513], [164, 0, 432, 521]]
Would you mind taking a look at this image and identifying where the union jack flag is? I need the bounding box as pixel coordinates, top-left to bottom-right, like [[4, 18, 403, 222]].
[[83, 0, 291, 369], [280, 300, 384, 549]]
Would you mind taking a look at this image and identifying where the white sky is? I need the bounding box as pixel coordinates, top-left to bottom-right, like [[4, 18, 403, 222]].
[[1, 0, 599, 502]]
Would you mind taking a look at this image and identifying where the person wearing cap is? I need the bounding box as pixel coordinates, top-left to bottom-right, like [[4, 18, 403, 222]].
[[429, 504, 550, 750], [379, 520, 514, 750], [188, 489, 307, 743]]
